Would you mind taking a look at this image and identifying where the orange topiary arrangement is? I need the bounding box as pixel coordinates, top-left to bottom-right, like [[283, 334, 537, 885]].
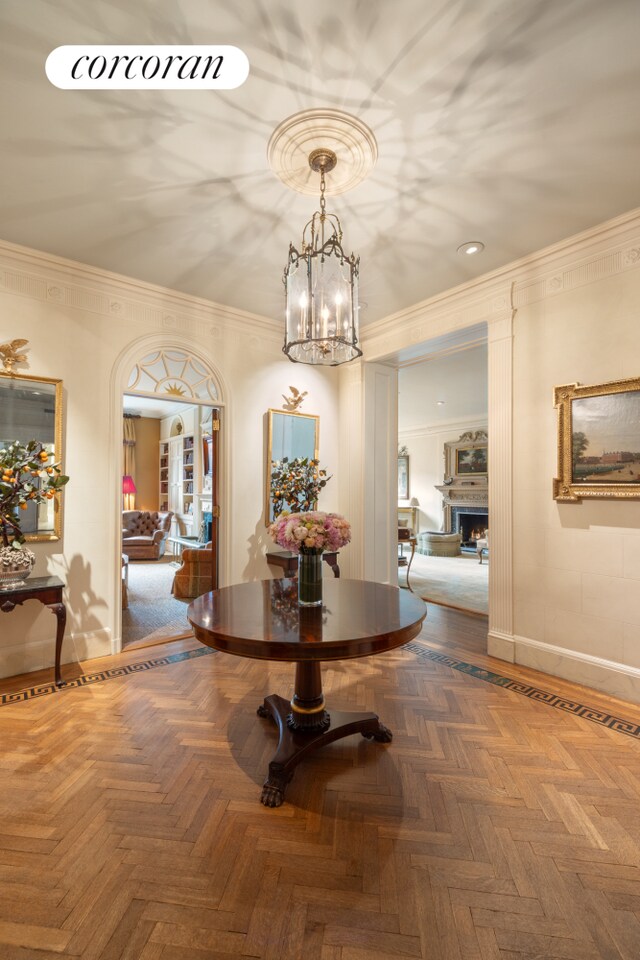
[[270, 456, 331, 517]]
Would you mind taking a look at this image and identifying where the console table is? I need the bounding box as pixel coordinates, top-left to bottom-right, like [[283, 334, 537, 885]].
[[188, 579, 426, 807], [0, 576, 66, 687], [266, 549, 340, 578]]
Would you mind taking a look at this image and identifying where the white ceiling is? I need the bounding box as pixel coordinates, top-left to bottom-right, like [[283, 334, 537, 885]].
[[122, 394, 196, 419], [1, 1, 640, 326], [399, 343, 488, 432]]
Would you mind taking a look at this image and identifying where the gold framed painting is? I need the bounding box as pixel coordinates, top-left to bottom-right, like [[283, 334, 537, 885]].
[[553, 375, 640, 502]]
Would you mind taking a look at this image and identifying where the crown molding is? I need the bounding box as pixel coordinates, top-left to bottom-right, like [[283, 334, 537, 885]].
[[0, 237, 283, 344], [399, 417, 487, 441], [363, 206, 640, 360]]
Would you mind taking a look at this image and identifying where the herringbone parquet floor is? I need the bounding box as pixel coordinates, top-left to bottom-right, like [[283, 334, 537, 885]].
[[1, 604, 640, 959]]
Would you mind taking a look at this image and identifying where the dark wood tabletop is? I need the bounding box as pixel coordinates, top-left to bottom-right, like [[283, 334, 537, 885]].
[[187, 577, 426, 663]]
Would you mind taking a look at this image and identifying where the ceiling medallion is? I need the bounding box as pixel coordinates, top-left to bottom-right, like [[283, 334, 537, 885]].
[[268, 108, 377, 196]]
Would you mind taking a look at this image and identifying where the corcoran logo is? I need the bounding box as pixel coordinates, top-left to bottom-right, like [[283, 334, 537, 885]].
[[46, 45, 249, 90]]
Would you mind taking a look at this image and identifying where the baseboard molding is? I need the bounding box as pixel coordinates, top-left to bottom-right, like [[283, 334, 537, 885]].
[[487, 630, 515, 662], [492, 632, 640, 705], [0, 628, 112, 682]]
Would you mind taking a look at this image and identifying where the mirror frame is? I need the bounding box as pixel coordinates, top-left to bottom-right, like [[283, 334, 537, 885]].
[[0, 370, 64, 541], [265, 409, 319, 525]]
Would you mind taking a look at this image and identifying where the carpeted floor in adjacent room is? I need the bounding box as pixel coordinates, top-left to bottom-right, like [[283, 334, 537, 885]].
[[122, 557, 192, 647], [401, 550, 488, 614]]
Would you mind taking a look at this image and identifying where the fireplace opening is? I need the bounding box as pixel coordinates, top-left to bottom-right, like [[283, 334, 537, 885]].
[[453, 510, 488, 548]]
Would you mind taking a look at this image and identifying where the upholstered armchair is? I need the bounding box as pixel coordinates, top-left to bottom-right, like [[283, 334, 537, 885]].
[[122, 510, 173, 561], [172, 542, 215, 599]]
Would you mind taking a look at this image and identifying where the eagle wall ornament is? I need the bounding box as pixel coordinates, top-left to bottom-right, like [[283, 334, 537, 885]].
[[282, 386, 308, 411], [0, 339, 29, 373]]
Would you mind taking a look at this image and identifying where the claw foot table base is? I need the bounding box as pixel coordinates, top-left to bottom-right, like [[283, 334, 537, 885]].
[[257, 694, 392, 807]]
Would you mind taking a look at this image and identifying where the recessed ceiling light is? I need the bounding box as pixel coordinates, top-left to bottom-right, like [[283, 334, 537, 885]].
[[436, 400, 445, 406], [457, 241, 484, 255]]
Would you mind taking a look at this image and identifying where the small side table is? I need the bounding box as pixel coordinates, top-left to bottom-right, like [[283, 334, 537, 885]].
[[266, 550, 340, 578], [398, 534, 417, 592], [0, 576, 66, 687], [476, 537, 489, 564]]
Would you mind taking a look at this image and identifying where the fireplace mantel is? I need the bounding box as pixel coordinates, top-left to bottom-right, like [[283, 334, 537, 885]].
[[436, 430, 489, 534], [435, 480, 488, 533]]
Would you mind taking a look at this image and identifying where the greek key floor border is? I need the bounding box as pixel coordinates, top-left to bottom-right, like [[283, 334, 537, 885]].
[[406, 640, 640, 741], [0, 646, 216, 706], [1, 640, 639, 742]]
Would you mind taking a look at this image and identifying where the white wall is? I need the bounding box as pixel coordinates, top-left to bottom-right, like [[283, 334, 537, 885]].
[[398, 347, 487, 531], [512, 269, 640, 699], [0, 241, 340, 679]]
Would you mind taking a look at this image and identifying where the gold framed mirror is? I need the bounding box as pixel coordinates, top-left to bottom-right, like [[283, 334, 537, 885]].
[[0, 371, 64, 540], [265, 409, 319, 524]]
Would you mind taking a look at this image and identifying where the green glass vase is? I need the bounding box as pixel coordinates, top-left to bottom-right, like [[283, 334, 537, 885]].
[[297, 551, 323, 606]]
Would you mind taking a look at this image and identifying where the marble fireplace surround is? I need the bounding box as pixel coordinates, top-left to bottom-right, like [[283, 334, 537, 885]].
[[435, 480, 489, 537]]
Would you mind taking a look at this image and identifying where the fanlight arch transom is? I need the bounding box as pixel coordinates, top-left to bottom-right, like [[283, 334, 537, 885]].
[[127, 348, 219, 402]]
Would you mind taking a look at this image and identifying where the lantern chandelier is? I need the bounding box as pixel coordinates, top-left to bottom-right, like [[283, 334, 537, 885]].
[[283, 148, 362, 366]]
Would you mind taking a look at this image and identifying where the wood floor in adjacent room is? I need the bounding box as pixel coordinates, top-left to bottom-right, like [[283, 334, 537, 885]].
[[2, 604, 640, 960]]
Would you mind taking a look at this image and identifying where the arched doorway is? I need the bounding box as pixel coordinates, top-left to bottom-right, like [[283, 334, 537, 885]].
[[111, 339, 227, 654]]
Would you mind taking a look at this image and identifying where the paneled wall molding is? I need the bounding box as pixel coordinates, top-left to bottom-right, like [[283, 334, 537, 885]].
[[399, 417, 488, 441], [487, 311, 514, 648], [363, 285, 510, 362], [363, 363, 398, 584], [0, 238, 282, 346], [362, 206, 640, 361], [338, 361, 365, 579]]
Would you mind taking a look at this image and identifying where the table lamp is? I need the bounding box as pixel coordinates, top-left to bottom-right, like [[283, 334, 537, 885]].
[[122, 474, 137, 510]]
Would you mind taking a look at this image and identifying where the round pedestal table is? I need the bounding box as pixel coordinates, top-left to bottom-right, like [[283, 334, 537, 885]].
[[188, 578, 426, 807]]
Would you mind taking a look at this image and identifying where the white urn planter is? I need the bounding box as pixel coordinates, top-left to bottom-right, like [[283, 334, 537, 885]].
[[0, 545, 36, 591]]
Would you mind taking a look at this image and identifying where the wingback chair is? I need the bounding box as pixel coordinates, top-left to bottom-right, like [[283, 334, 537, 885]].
[[122, 510, 173, 560], [172, 542, 215, 599]]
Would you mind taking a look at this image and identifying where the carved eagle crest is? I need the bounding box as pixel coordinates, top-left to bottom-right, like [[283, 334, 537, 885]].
[[0, 339, 29, 373], [282, 386, 308, 411]]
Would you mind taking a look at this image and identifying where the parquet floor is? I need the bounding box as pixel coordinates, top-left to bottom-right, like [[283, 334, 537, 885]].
[[1, 604, 640, 959]]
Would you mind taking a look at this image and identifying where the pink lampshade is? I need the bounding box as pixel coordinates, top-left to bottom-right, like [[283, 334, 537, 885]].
[[122, 475, 137, 495]]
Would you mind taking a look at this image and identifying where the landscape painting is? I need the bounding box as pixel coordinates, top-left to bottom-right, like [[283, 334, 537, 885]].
[[572, 389, 640, 484], [456, 445, 488, 476]]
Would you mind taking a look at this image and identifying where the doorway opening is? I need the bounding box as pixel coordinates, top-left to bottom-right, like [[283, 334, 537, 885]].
[[397, 325, 488, 616], [120, 393, 219, 651]]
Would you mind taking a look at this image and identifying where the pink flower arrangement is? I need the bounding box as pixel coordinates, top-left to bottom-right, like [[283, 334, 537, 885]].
[[269, 511, 351, 555]]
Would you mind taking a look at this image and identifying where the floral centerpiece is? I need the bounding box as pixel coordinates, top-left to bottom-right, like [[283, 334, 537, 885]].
[[270, 457, 331, 517], [0, 440, 69, 590], [269, 511, 351, 606], [269, 511, 351, 555]]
